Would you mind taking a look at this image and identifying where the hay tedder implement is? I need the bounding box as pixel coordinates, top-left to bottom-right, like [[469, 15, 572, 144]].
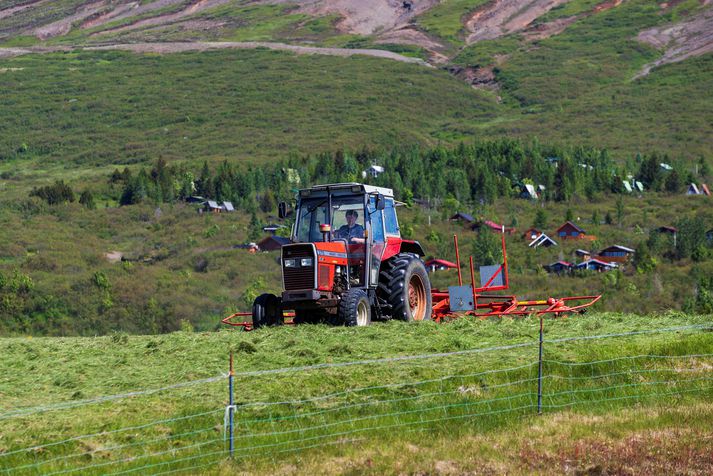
[[223, 183, 600, 330]]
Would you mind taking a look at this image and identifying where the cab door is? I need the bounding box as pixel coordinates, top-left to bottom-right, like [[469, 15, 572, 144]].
[[367, 196, 386, 288]]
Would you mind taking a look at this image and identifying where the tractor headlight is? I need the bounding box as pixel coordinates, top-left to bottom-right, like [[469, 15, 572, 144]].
[[300, 258, 313, 267], [284, 259, 297, 268]]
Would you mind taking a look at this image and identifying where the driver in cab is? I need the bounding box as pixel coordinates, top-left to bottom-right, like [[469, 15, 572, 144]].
[[335, 210, 365, 244]]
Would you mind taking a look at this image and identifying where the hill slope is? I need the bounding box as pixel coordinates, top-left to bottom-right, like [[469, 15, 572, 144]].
[[1, 0, 712, 163]]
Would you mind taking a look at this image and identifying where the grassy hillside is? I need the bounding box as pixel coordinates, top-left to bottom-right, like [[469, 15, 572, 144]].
[[1, 313, 711, 474], [0, 49, 499, 180]]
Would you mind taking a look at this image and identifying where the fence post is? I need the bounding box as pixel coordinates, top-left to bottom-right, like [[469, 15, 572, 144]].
[[537, 316, 544, 415], [229, 351, 235, 458]]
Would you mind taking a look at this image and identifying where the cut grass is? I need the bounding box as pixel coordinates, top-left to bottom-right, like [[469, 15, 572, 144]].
[[0, 313, 711, 474]]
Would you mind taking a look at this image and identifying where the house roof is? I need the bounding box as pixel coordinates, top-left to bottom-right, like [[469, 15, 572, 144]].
[[702, 184, 711, 196], [660, 163, 673, 171], [575, 259, 618, 269], [575, 249, 590, 256], [368, 165, 385, 173], [425, 259, 458, 268], [483, 220, 516, 233], [523, 184, 538, 197], [687, 183, 700, 194], [547, 261, 572, 267], [206, 200, 220, 209], [600, 245, 635, 254], [450, 212, 475, 222], [556, 221, 585, 234], [223, 201, 234, 211], [622, 181, 633, 192], [529, 233, 557, 248], [634, 181, 645, 192], [257, 235, 291, 248]]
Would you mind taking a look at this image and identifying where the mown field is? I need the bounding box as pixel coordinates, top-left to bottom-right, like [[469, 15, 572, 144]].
[[1, 313, 711, 474]]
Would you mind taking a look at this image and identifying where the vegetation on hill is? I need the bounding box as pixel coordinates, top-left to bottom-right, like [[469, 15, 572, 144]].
[[0, 49, 498, 181], [1, 140, 711, 336]]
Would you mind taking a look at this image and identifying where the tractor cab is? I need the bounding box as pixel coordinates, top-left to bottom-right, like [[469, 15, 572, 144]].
[[289, 184, 396, 289], [250, 183, 431, 328]]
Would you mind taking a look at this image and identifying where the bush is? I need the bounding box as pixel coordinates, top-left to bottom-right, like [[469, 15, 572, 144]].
[[29, 181, 75, 205]]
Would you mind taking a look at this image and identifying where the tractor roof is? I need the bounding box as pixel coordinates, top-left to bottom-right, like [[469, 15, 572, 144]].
[[301, 182, 394, 198]]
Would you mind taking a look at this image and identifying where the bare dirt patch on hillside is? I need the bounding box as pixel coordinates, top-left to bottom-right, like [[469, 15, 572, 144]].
[[292, 0, 439, 36], [34, 1, 107, 39], [636, 5, 713, 78], [520, 0, 624, 42], [521, 15, 577, 41], [0, 0, 48, 21], [375, 25, 449, 63], [92, 0, 233, 36], [84, 40, 430, 65], [464, 0, 572, 44], [80, 0, 185, 30]]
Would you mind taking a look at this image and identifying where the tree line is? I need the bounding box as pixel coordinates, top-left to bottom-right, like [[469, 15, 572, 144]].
[[26, 140, 709, 209], [108, 140, 709, 209]]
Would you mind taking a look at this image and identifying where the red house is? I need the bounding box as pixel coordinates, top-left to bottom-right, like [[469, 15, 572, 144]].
[[596, 245, 635, 263], [425, 259, 458, 272], [555, 221, 595, 241], [472, 220, 516, 235]]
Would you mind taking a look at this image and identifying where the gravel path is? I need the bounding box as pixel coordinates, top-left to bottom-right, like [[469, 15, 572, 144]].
[[0, 41, 431, 66]]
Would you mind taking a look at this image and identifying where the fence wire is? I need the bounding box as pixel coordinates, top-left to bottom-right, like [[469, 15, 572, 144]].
[[1, 325, 712, 475]]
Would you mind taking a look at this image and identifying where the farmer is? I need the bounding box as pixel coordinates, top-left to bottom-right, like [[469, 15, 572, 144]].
[[336, 209, 365, 244]]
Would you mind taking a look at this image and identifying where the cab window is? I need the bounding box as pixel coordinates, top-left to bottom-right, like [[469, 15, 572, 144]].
[[384, 199, 399, 236]]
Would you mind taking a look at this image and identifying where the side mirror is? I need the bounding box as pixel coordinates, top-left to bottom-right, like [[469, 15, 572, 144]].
[[278, 202, 287, 219], [375, 193, 386, 211]]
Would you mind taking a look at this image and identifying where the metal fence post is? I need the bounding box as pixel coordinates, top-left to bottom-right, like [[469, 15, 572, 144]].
[[229, 351, 235, 458], [537, 316, 544, 415]]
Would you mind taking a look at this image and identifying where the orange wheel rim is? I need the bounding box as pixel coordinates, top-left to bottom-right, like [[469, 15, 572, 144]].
[[408, 274, 427, 321]]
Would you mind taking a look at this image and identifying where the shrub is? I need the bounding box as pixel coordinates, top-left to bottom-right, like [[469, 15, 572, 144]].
[[29, 181, 75, 205]]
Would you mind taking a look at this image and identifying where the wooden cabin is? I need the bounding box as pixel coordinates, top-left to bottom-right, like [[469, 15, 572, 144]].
[[596, 245, 635, 263]]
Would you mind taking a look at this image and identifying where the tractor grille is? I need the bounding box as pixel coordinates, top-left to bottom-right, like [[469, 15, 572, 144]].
[[282, 244, 316, 291]]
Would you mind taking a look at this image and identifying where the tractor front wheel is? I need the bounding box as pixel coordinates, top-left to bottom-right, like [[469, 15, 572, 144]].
[[252, 293, 283, 329], [337, 288, 371, 327], [379, 253, 432, 322]]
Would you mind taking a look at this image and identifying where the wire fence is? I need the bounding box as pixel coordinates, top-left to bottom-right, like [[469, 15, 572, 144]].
[[1, 323, 712, 475]]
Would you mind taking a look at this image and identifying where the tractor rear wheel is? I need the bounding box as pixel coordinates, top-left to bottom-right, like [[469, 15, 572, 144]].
[[252, 293, 283, 329], [379, 253, 432, 322], [337, 288, 371, 327]]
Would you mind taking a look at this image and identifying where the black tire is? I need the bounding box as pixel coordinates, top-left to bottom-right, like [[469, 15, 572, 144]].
[[378, 253, 432, 322], [252, 293, 282, 329], [336, 288, 371, 327]]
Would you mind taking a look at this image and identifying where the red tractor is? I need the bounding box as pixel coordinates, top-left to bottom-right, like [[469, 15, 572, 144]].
[[224, 182, 601, 330], [251, 183, 431, 328]]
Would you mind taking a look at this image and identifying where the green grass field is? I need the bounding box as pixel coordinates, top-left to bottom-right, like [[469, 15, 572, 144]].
[[1, 313, 711, 474]]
